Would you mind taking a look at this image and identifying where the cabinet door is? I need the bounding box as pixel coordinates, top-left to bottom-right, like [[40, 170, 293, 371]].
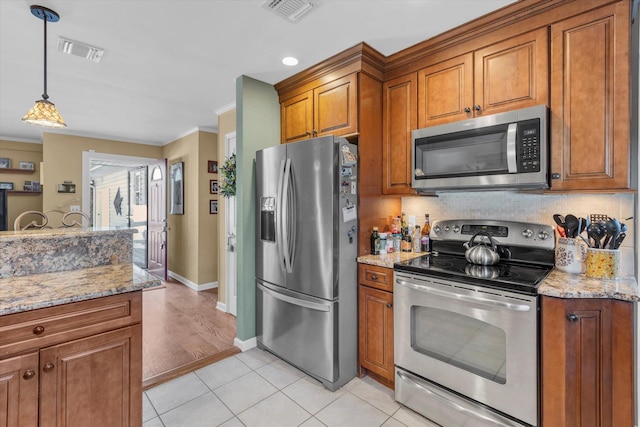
[[358, 285, 394, 384], [417, 53, 473, 127], [549, 2, 630, 190], [314, 73, 358, 138], [382, 73, 417, 195], [39, 325, 142, 427], [541, 297, 633, 427], [474, 27, 548, 116], [0, 352, 38, 427], [281, 91, 313, 144]]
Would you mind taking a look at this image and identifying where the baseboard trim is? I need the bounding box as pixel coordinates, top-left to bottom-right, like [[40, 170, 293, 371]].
[[234, 337, 257, 352], [168, 270, 218, 291], [216, 301, 227, 312]]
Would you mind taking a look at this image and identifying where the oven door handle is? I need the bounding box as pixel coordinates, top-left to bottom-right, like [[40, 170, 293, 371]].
[[395, 279, 531, 312]]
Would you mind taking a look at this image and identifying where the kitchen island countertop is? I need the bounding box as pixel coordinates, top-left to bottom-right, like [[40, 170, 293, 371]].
[[0, 263, 160, 316]]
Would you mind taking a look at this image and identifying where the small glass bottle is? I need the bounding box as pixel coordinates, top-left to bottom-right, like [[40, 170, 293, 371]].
[[421, 214, 431, 252], [401, 227, 412, 252], [412, 225, 421, 252], [370, 227, 380, 255]]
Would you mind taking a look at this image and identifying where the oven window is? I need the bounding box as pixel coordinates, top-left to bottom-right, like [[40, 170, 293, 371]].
[[411, 306, 506, 384]]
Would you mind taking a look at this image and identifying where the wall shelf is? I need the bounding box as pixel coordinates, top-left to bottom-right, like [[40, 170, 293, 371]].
[[0, 168, 37, 174], [8, 191, 42, 195]]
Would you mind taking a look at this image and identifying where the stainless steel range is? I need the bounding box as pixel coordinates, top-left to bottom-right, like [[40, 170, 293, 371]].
[[394, 219, 555, 427]]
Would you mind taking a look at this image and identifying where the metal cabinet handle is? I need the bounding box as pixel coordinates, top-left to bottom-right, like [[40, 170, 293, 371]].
[[23, 370, 36, 380], [33, 325, 45, 335], [305, 131, 311, 136], [464, 107, 471, 113], [386, 303, 393, 308], [371, 274, 378, 280], [567, 313, 579, 322], [42, 362, 55, 373], [474, 104, 482, 111]]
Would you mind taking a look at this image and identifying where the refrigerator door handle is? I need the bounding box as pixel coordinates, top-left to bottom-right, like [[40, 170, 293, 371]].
[[276, 159, 287, 272], [257, 282, 330, 312], [281, 158, 294, 273]]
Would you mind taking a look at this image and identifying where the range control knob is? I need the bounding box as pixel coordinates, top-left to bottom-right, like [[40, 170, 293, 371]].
[[521, 229, 534, 238], [452, 225, 460, 233], [433, 225, 441, 234], [443, 225, 451, 233], [538, 230, 550, 240]]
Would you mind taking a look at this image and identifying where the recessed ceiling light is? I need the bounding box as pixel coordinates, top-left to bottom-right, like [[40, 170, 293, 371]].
[[282, 56, 299, 66]]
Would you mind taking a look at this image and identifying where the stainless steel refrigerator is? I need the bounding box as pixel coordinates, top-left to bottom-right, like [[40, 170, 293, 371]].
[[255, 135, 358, 391]]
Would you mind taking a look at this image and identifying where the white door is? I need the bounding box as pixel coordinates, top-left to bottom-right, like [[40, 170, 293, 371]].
[[225, 132, 237, 315]]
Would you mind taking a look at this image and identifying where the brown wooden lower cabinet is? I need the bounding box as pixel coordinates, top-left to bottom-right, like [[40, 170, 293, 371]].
[[0, 292, 143, 427], [358, 264, 394, 388], [541, 296, 633, 427]]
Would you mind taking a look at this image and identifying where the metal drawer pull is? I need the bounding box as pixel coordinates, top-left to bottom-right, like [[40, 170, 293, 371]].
[[42, 362, 55, 373], [33, 325, 45, 335], [396, 279, 531, 312], [387, 303, 392, 308], [371, 274, 378, 280], [567, 313, 579, 322], [23, 370, 36, 380]]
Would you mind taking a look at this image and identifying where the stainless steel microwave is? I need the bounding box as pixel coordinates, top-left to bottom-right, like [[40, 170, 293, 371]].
[[411, 104, 548, 192]]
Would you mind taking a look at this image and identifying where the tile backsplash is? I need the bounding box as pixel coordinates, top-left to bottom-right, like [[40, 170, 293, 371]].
[[402, 191, 636, 276]]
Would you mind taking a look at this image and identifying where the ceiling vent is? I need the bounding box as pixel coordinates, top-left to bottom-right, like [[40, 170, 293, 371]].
[[262, 0, 315, 23], [57, 37, 104, 63]]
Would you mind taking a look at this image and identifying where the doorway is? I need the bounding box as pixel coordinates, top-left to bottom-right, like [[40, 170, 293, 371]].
[[82, 152, 166, 275]]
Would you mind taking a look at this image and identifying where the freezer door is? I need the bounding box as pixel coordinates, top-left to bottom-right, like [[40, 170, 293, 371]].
[[256, 280, 337, 384], [256, 144, 287, 287], [285, 136, 337, 300]]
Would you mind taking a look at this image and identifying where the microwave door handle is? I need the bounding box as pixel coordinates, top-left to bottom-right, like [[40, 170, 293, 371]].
[[506, 123, 518, 173]]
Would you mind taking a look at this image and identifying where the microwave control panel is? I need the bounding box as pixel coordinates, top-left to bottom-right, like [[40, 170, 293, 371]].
[[518, 119, 541, 173]]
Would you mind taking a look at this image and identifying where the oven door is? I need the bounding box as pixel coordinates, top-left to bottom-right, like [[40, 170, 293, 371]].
[[394, 272, 538, 426]]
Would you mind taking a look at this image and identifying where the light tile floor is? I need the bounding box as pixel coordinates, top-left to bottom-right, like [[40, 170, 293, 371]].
[[144, 347, 440, 427]]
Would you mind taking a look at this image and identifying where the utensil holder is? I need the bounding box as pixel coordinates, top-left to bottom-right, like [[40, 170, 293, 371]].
[[555, 237, 586, 274], [585, 248, 620, 280]]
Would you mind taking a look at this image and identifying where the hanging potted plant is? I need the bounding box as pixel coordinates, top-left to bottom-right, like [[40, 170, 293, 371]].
[[219, 153, 236, 198]]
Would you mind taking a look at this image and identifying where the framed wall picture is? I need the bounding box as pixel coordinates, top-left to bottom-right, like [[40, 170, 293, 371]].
[[208, 160, 218, 174], [57, 182, 76, 193], [0, 182, 13, 190], [0, 158, 10, 169], [210, 179, 218, 194], [19, 161, 35, 170], [170, 161, 184, 215], [210, 199, 218, 214]]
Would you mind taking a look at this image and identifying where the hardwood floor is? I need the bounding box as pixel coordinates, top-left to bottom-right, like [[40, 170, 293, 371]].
[[142, 277, 239, 390]]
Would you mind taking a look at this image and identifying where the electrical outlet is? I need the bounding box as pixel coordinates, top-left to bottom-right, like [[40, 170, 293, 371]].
[[70, 205, 80, 212]]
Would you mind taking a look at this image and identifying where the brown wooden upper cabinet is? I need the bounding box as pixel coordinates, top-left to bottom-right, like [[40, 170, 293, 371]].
[[382, 73, 417, 195], [417, 28, 549, 128], [549, 1, 630, 190], [281, 73, 358, 144]]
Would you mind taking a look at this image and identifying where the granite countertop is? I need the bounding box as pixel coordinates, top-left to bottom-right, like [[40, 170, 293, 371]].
[[0, 264, 161, 316], [357, 252, 424, 269], [0, 227, 134, 239], [357, 254, 639, 302]]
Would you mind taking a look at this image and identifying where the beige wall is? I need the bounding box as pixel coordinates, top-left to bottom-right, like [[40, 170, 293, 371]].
[[163, 130, 218, 285], [0, 140, 43, 229], [42, 133, 162, 213], [216, 109, 237, 305]]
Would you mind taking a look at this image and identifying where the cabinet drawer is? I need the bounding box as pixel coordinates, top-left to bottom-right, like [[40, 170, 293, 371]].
[[0, 292, 142, 358], [358, 264, 393, 292]]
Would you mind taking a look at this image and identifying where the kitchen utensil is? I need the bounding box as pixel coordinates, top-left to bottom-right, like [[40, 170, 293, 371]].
[[564, 214, 579, 238], [463, 231, 500, 266], [604, 218, 621, 249], [589, 214, 610, 223], [556, 225, 566, 238], [613, 232, 626, 249], [587, 223, 605, 248]]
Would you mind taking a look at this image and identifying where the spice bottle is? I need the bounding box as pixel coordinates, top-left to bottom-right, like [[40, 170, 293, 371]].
[[421, 214, 431, 252], [401, 226, 412, 252], [370, 227, 380, 255]]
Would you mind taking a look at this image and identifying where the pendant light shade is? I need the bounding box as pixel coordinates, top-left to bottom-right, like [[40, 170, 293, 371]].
[[22, 5, 67, 128]]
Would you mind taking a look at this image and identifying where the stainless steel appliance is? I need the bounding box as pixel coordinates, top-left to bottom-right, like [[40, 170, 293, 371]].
[[412, 105, 548, 192], [394, 219, 555, 426], [255, 135, 358, 391]]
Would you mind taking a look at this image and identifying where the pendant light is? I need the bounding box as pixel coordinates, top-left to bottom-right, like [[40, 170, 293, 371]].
[[22, 5, 67, 128]]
